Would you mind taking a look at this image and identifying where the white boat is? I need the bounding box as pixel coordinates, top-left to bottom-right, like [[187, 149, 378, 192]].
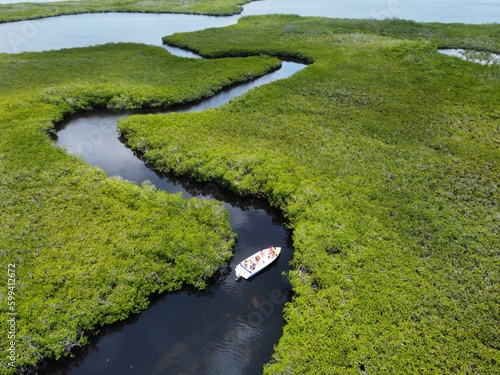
[[235, 246, 281, 280]]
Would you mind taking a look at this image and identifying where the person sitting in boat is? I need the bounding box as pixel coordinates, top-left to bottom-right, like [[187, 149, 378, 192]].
[[269, 246, 275, 257], [250, 262, 256, 270]]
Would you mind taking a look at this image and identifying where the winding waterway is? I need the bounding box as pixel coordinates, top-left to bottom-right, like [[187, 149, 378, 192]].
[[1, 1, 496, 373], [47, 61, 306, 375]]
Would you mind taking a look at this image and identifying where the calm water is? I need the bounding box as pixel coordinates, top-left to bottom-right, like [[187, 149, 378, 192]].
[[56, 62, 305, 188], [439, 48, 500, 65], [43, 62, 305, 375], [1, 0, 498, 23], [0, 13, 238, 53], [0, 0, 498, 53], [241, 0, 500, 23]]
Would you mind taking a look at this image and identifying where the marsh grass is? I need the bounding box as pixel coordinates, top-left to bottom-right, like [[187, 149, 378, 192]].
[[120, 15, 500, 374], [0, 0, 252, 22], [0, 42, 280, 373]]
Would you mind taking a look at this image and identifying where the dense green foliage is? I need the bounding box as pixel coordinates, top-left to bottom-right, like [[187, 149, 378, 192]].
[[0, 43, 280, 373], [117, 15, 500, 373], [163, 16, 500, 56], [0, 0, 252, 22]]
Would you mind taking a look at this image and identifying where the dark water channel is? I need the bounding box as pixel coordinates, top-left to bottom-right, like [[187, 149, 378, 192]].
[[42, 61, 306, 375]]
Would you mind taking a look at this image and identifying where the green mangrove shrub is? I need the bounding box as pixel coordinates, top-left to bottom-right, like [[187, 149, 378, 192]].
[[123, 15, 499, 374], [0, 42, 280, 373]]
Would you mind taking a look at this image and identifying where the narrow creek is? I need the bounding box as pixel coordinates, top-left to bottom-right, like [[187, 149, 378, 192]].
[[42, 60, 306, 374]]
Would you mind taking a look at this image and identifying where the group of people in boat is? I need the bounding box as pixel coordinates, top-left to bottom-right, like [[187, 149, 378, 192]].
[[243, 246, 276, 271]]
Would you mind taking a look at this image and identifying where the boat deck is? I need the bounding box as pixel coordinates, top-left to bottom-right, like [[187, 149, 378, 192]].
[[235, 246, 281, 280]]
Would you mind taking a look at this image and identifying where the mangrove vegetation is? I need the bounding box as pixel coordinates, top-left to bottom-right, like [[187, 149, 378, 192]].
[[0, 0, 252, 23], [0, 42, 280, 373], [113, 15, 500, 374]]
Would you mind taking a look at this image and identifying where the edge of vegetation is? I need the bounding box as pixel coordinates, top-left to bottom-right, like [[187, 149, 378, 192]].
[[122, 15, 499, 374], [0, 0, 254, 23], [0, 42, 280, 373], [163, 15, 500, 55], [1, 9, 499, 374]]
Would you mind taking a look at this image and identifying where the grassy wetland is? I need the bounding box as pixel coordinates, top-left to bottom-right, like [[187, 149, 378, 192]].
[[0, 5, 499, 375], [0, 43, 281, 373], [116, 15, 500, 373], [0, 0, 252, 23]]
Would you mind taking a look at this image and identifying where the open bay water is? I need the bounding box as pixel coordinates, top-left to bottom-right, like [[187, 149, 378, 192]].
[[0, 0, 498, 54], [241, 0, 500, 23], [0, 0, 498, 24]]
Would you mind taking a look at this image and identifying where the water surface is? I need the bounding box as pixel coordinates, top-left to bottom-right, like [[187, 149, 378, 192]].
[[241, 0, 500, 23], [1, 0, 498, 23], [0, 12, 238, 53], [0, 0, 497, 54], [44, 62, 305, 375], [56, 62, 305, 186]]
